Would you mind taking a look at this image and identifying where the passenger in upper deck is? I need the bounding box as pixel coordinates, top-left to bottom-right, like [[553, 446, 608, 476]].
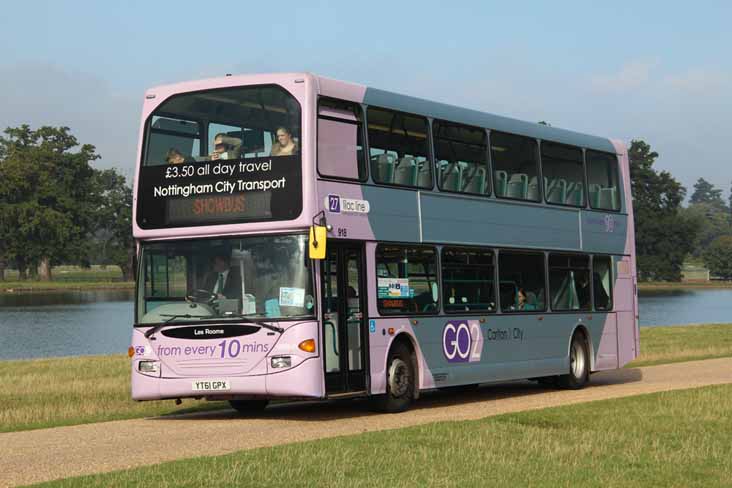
[[165, 148, 193, 165], [270, 126, 299, 156], [210, 133, 243, 161]]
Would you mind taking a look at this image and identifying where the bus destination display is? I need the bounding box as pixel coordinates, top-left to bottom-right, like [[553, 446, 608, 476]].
[[136, 155, 302, 228]]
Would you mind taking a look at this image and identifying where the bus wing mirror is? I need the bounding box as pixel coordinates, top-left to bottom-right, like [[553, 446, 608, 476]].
[[309, 225, 327, 260]]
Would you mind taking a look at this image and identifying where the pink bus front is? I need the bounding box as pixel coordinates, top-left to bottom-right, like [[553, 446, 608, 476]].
[[131, 74, 326, 410]]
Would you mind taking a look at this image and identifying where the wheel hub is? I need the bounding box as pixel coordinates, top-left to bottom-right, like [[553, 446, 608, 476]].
[[388, 358, 410, 397], [571, 341, 586, 379]]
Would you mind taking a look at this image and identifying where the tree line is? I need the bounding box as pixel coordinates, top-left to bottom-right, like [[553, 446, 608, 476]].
[[0, 125, 729, 283], [629, 140, 730, 280], [0, 125, 133, 281]]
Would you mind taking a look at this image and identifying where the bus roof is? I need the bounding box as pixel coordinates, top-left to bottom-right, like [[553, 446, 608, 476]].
[[145, 72, 617, 155]]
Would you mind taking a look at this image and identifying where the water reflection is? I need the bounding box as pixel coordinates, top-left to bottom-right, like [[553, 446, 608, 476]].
[[638, 289, 732, 326], [0, 290, 134, 360]]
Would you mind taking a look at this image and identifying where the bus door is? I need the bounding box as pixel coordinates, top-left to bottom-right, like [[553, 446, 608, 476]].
[[322, 242, 367, 394]]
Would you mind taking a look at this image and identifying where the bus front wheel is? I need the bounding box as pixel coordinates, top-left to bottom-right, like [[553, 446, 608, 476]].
[[558, 332, 590, 389], [372, 341, 415, 413]]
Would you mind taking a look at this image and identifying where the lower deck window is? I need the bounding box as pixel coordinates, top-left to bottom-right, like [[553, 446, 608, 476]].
[[549, 254, 591, 310], [498, 252, 546, 312], [442, 247, 495, 312], [593, 256, 613, 310], [376, 245, 439, 314]]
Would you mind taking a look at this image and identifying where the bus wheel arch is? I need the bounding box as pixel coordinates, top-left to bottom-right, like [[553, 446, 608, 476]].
[[559, 326, 591, 389], [372, 334, 418, 412]]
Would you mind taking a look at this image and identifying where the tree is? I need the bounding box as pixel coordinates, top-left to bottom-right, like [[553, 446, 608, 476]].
[[629, 140, 699, 281], [703, 236, 732, 280], [0, 125, 101, 280], [95, 169, 135, 281], [689, 178, 725, 208]]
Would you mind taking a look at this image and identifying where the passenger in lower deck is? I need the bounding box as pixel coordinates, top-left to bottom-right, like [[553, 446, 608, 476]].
[[515, 288, 537, 311]]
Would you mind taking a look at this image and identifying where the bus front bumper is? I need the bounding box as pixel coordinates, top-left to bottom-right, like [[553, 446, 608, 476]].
[[131, 355, 324, 401]]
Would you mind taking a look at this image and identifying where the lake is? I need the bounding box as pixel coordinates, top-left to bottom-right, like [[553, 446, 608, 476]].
[[0, 288, 730, 360]]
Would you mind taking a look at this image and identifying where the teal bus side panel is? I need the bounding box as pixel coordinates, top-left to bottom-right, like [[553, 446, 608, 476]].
[[407, 313, 610, 387], [581, 212, 629, 255], [421, 193, 580, 250], [361, 186, 421, 242]]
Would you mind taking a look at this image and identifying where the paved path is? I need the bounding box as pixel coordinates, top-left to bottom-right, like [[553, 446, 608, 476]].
[[3, 357, 732, 487]]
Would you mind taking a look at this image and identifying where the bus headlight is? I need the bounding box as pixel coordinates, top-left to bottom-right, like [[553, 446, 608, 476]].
[[271, 356, 292, 369], [138, 360, 161, 377]]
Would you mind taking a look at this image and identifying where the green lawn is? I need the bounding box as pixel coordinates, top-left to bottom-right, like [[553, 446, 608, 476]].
[[0, 355, 227, 433], [629, 323, 732, 367], [35, 384, 732, 487], [1, 265, 133, 293], [2, 323, 732, 434]]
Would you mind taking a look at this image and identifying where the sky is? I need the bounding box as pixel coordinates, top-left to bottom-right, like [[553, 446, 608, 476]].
[[1, 0, 730, 198]]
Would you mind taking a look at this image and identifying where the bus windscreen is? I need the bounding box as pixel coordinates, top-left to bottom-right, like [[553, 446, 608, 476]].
[[136, 85, 302, 228]]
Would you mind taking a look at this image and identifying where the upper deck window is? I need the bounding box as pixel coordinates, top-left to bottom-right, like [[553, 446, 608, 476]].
[[433, 120, 490, 195], [490, 132, 540, 202], [136, 85, 302, 229], [586, 150, 621, 211], [317, 98, 366, 181], [367, 107, 432, 189], [542, 142, 585, 207]]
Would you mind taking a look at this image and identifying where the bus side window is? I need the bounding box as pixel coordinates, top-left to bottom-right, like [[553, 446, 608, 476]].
[[498, 251, 546, 312], [490, 132, 540, 202], [593, 256, 613, 310], [587, 150, 621, 211], [376, 245, 439, 314], [434, 120, 490, 196], [317, 98, 366, 181], [367, 107, 432, 189], [541, 142, 584, 208], [442, 247, 496, 312]]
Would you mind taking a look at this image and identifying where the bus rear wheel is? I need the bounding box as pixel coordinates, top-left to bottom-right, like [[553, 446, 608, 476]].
[[558, 332, 590, 389], [229, 399, 268, 414], [372, 341, 415, 413]]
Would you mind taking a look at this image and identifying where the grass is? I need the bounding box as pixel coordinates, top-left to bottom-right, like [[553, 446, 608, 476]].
[[0, 355, 227, 433], [1, 265, 133, 293], [629, 323, 732, 367], [3, 323, 732, 434], [35, 384, 732, 487]]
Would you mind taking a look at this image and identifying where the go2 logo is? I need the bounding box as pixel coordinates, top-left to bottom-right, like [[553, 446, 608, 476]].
[[442, 321, 483, 363]]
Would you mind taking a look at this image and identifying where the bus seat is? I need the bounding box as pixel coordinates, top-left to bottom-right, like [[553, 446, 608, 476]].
[[545, 177, 566, 204], [494, 170, 507, 197], [527, 176, 539, 200], [417, 161, 432, 187], [507, 173, 528, 199], [394, 157, 417, 185], [440, 162, 462, 191], [588, 184, 601, 207], [463, 166, 487, 194], [566, 182, 584, 206], [373, 153, 395, 183], [599, 187, 618, 209]]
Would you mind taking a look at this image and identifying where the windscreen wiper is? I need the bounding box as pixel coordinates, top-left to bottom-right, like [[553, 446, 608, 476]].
[[224, 314, 284, 334], [144, 314, 206, 338]]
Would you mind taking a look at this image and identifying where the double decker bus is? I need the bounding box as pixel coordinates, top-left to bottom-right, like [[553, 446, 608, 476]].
[[131, 73, 638, 412]]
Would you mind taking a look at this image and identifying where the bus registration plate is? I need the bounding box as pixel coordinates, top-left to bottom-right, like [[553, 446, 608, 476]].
[[192, 379, 231, 391]]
